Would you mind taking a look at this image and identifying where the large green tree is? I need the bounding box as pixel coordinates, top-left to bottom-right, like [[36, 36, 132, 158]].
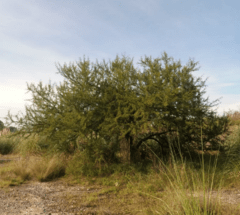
[[5, 52, 230, 163]]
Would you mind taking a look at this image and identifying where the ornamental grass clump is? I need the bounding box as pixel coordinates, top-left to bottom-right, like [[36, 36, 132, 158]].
[[140, 126, 240, 214]]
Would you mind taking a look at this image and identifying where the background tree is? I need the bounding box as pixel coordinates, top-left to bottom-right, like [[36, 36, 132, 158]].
[[0, 120, 4, 131], [9, 126, 17, 133], [4, 52, 230, 163]]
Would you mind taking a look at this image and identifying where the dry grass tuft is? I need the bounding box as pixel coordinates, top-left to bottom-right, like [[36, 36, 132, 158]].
[[12, 154, 67, 182]]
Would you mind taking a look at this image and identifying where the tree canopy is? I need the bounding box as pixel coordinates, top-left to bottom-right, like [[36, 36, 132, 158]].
[[5, 52, 230, 163]]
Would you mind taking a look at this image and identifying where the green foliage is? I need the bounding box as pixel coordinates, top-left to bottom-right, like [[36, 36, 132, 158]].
[[217, 126, 240, 174], [0, 120, 4, 131], [66, 137, 119, 177], [9, 126, 17, 133], [0, 134, 21, 155], [4, 52, 230, 164], [13, 134, 42, 156], [0, 139, 14, 154]]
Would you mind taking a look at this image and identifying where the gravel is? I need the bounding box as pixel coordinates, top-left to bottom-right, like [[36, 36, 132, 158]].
[[0, 180, 100, 215]]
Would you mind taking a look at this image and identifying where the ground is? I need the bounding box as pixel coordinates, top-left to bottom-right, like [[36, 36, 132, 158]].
[[0, 180, 103, 215], [0, 155, 147, 214], [1, 174, 240, 214], [1, 124, 240, 214]]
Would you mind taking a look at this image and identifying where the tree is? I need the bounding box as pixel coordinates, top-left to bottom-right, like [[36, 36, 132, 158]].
[[0, 120, 4, 131], [9, 126, 17, 133], [4, 52, 230, 163]]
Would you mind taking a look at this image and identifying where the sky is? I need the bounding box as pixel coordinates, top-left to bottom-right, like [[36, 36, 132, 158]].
[[1, 0, 240, 128]]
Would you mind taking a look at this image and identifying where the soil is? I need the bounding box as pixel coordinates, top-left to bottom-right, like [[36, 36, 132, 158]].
[[0, 155, 104, 215], [0, 180, 99, 215], [1, 178, 240, 215]]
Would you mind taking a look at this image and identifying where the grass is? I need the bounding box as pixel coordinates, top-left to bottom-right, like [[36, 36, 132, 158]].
[[1, 110, 240, 214], [0, 161, 25, 187], [11, 154, 66, 182]]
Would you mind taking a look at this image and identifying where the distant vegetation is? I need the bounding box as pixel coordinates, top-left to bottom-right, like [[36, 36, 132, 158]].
[[0, 120, 4, 131], [0, 120, 17, 133]]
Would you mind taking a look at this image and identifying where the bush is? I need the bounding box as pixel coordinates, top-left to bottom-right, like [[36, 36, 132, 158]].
[[0, 141, 14, 154], [217, 125, 240, 174], [0, 135, 20, 155], [66, 137, 121, 177]]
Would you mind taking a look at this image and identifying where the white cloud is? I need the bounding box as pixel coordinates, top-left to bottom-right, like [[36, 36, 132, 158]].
[[0, 79, 32, 126], [216, 83, 235, 87]]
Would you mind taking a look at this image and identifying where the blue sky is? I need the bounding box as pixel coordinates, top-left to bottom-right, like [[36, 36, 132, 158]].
[[1, 0, 240, 127]]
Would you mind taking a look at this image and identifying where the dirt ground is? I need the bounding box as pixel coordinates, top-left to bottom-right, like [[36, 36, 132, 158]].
[[0, 156, 108, 215], [0, 180, 100, 215], [2, 175, 240, 215], [0, 169, 108, 215]]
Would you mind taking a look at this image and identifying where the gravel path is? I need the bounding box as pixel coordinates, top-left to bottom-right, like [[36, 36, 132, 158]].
[[0, 155, 110, 214], [0, 180, 101, 215]]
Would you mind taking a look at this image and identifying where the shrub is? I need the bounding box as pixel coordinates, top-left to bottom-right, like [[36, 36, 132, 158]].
[[0, 135, 20, 155]]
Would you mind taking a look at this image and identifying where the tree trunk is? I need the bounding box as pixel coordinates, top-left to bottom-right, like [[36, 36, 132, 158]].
[[119, 137, 130, 164]]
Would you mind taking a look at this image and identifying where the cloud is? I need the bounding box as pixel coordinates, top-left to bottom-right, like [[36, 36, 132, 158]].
[[0, 77, 40, 104], [0, 78, 32, 126]]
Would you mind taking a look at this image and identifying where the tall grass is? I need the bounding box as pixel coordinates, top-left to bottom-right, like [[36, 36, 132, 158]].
[[61, 119, 240, 214], [138, 124, 240, 214], [12, 154, 66, 182]]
